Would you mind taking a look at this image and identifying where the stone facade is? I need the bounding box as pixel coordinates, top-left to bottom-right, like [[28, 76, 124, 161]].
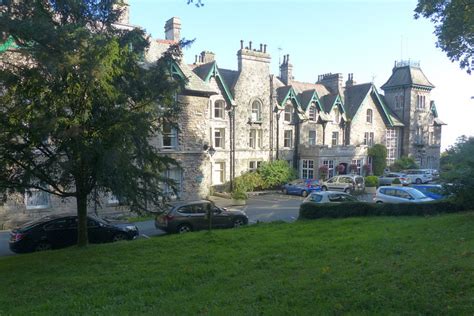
[[0, 5, 444, 227]]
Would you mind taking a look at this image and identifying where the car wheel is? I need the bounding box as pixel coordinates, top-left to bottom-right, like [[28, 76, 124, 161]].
[[177, 224, 192, 234], [376, 201, 383, 204], [112, 233, 127, 242], [283, 188, 288, 195], [35, 242, 52, 252], [233, 218, 246, 228], [415, 178, 422, 184], [301, 190, 308, 197], [344, 188, 351, 194], [321, 186, 328, 191]]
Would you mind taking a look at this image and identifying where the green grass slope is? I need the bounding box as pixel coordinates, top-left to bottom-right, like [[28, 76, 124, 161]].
[[1, 213, 473, 315]]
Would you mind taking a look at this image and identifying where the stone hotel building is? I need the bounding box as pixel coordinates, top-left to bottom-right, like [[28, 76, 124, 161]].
[[0, 2, 445, 223]]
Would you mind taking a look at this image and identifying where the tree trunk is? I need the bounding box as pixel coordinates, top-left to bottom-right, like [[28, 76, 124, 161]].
[[76, 193, 88, 247]]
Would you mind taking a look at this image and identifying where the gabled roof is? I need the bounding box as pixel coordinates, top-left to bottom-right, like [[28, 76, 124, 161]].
[[430, 101, 446, 125], [177, 62, 217, 96], [381, 65, 434, 90], [376, 93, 404, 127], [192, 61, 235, 104], [299, 90, 324, 112], [344, 83, 372, 118]]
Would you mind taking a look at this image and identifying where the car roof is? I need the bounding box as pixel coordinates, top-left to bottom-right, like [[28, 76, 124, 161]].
[[309, 191, 349, 196], [169, 200, 213, 208]]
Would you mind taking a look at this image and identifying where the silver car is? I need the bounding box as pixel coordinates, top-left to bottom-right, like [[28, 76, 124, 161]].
[[403, 169, 433, 184], [320, 175, 365, 193], [378, 172, 410, 186], [303, 191, 359, 204], [374, 187, 433, 203]]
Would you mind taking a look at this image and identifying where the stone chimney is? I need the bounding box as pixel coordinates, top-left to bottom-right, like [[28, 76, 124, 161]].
[[200, 51, 215, 64], [237, 40, 271, 73], [165, 17, 181, 42], [114, 0, 130, 25], [345, 73, 355, 88], [317, 73, 344, 94], [280, 54, 293, 85]]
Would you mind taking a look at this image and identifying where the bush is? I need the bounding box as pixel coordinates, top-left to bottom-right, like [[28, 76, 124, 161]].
[[368, 144, 387, 176], [392, 177, 401, 184], [390, 156, 418, 172], [299, 200, 467, 220], [365, 176, 378, 187], [231, 189, 247, 200], [234, 172, 265, 192], [258, 160, 297, 189]]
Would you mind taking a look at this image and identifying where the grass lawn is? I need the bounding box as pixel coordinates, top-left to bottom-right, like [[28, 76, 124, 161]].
[[1, 212, 473, 314]]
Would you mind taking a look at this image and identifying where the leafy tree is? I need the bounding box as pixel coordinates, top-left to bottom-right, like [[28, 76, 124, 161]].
[[439, 135, 474, 205], [0, 0, 184, 247], [368, 144, 387, 176], [390, 156, 419, 172], [258, 160, 297, 188], [414, 0, 474, 74]]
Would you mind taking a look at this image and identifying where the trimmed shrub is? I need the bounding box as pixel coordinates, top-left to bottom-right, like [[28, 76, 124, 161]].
[[368, 144, 387, 176], [234, 172, 265, 192], [258, 160, 297, 189], [392, 177, 401, 184], [365, 176, 378, 187], [390, 156, 418, 172], [299, 200, 467, 220]]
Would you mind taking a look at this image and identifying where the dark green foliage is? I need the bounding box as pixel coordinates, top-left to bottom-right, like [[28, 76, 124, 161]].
[[368, 144, 387, 176], [390, 156, 419, 172], [440, 136, 474, 205], [392, 177, 402, 184], [299, 200, 466, 220], [365, 176, 379, 187], [258, 160, 297, 188], [414, 0, 474, 74], [0, 0, 184, 246], [233, 172, 265, 192]]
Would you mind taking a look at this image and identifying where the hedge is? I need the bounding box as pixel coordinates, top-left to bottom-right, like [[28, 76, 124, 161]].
[[299, 201, 467, 220]]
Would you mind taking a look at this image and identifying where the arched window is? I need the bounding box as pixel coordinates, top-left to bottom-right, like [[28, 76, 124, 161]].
[[366, 109, 373, 123], [251, 100, 262, 122], [334, 107, 340, 124], [308, 104, 317, 122], [284, 104, 292, 122], [214, 100, 225, 119]]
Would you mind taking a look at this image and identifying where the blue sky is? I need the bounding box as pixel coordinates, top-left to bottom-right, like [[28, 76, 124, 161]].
[[128, 0, 474, 150]]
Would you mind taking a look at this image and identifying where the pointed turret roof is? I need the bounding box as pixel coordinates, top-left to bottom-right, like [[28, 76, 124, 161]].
[[381, 61, 434, 90]]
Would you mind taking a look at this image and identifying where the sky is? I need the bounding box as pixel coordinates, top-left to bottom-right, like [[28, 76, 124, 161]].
[[128, 0, 473, 151]]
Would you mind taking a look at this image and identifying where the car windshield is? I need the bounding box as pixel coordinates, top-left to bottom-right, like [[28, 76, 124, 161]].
[[310, 194, 323, 202], [407, 188, 428, 199], [89, 215, 110, 225]]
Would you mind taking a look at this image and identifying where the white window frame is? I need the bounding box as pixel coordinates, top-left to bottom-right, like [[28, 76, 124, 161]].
[[161, 124, 178, 149], [213, 161, 225, 185], [323, 160, 335, 178], [308, 105, 317, 122], [332, 131, 339, 146], [308, 130, 316, 145], [251, 100, 262, 122], [284, 104, 292, 122], [214, 128, 225, 149], [25, 188, 50, 210], [351, 159, 362, 175], [301, 159, 314, 179], [386, 128, 398, 165], [284, 130, 293, 148], [249, 161, 262, 172], [366, 109, 373, 123], [214, 100, 225, 119]]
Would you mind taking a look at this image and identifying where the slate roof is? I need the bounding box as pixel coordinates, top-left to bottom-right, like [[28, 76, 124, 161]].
[[381, 66, 434, 90], [344, 83, 372, 118], [377, 95, 404, 127], [320, 94, 338, 113], [276, 86, 293, 106], [218, 68, 239, 92], [180, 62, 217, 95], [192, 62, 215, 81]]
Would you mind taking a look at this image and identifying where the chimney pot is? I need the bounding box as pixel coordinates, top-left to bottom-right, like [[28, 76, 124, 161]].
[[260, 44, 263, 52], [249, 41, 252, 50], [240, 40, 243, 50], [263, 44, 267, 53]]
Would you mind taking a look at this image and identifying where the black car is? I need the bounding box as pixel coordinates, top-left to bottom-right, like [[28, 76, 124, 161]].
[[9, 214, 139, 253], [155, 200, 248, 234]]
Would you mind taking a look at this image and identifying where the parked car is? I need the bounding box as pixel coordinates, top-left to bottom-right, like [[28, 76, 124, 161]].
[[302, 191, 359, 204], [403, 169, 433, 184], [374, 186, 434, 203], [282, 179, 321, 197], [425, 169, 440, 181], [155, 200, 248, 234], [378, 172, 410, 186], [410, 184, 446, 200], [9, 214, 139, 253], [320, 175, 365, 193]]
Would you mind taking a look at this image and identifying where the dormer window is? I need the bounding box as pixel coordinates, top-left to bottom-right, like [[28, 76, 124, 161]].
[[214, 100, 225, 119], [308, 104, 317, 122], [251, 100, 262, 122], [334, 107, 340, 124], [366, 109, 373, 123], [284, 104, 292, 122]]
